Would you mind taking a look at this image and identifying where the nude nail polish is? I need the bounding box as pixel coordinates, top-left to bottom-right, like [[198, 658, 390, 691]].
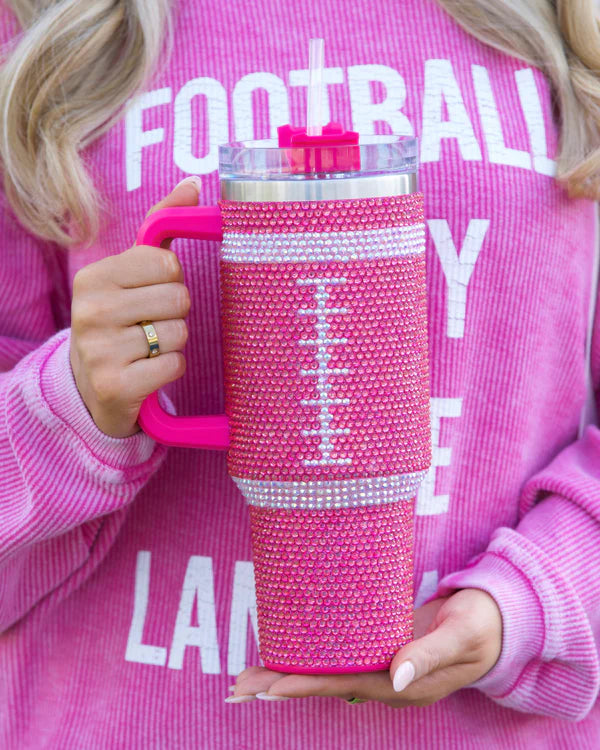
[[174, 175, 202, 190], [224, 694, 256, 703], [393, 661, 416, 692]]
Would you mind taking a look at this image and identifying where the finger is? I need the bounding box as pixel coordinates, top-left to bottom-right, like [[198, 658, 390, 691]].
[[112, 282, 191, 326], [234, 667, 289, 697], [72, 283, 188, 335], [73, 245, 184, 294], [73, 179, 201, 295], [125, 319, 188, 363], [235, 666, 269, 683], [146, 175, 202, 218], [396, 662, 487, 706], [115, 244, 184, 288], [389, 619, 472, 694], [413, 597, 447, 639], [125, 351, 186, 400], [259, 671, 391, 701], [145, 176, 202, 250]]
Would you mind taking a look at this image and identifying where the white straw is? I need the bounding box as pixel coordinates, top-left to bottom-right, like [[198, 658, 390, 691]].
[[306, 38, 324, 136]]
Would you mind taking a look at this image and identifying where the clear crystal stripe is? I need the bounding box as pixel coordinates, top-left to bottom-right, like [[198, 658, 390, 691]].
[[233, 471, 427, 509], [221, 224, 425, 264]]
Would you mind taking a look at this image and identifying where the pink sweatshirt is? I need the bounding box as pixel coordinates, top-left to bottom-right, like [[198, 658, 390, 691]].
[[2, 0, 600, 747]]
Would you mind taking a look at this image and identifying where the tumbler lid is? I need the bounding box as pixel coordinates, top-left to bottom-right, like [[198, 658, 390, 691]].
[[218, 134, 418, 182], [276, 122, 361, 173]]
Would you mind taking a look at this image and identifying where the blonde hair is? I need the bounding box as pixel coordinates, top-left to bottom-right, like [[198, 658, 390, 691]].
[[0, 0, 172, 247], [0, 0, 599, 247], [436, 0, 600, 199]]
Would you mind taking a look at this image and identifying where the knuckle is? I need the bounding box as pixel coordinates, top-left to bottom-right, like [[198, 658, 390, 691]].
[[132, 243, 162, 272], [155, 352, 186, 386], [422, 645, 442, 674], [73, 261, 105, 297], [90, 369, 120, 405], [161, 250, 181, 281], [119, 244, 143, 270], [175, 351, 187, 375], [70, 336, 87, 371], [74, 257, 108, 286], [89, 295, 112, 320], [123, 242, 145, 259], [169, 351, 186, 379], [465, 626, 488, 655], [175, 318, 189, 347], [72, 267, 90, 295], [77, 335, 100, 369], [71, 297, 96, 329], [177, 284, 191, 315], [73, 289, 118, 331]]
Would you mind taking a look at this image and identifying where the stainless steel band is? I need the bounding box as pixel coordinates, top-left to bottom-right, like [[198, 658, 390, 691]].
[[221, 172, 417, 202]]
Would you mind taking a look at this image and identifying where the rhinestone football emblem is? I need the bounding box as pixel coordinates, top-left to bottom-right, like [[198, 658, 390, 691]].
[[219, 194, 430, 673]]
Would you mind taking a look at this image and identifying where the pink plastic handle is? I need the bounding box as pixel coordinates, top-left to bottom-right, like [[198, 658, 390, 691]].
[[136, 206, 230, 450]]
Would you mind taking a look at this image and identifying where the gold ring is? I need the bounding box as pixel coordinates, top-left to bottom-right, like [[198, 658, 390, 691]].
[[346, 697, 367, 704], [139, 321, 159, 357]]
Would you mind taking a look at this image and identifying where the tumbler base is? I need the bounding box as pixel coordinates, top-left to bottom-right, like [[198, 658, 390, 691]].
[[251, 501, 415, 674], [262, 661, 391, 675]]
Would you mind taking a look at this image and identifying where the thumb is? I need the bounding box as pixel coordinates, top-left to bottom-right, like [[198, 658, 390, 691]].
[[146, 175, 202, 219], [143, 175, 202, 249], [389, 618, 465, 693]]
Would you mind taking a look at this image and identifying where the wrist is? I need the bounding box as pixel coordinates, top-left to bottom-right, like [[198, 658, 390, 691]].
[[436, 550, 544, 697], [37, 331, 164, 476]]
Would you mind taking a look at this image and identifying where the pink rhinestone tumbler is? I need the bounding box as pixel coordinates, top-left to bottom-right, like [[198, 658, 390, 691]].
[[136, 133, 431, 674]]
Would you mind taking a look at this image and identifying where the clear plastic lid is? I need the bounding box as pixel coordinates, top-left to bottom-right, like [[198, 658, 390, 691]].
[[218, 135, 417, 181]]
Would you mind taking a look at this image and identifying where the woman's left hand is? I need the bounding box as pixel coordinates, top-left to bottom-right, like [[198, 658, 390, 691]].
[[231, 588, 502, 706]]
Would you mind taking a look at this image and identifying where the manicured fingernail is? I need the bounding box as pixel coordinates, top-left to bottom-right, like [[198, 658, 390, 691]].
[[224, 694, 256, 703], [256, 692, 290, 701], [393, 661, 415, 692], [174, 175, 201, 190]]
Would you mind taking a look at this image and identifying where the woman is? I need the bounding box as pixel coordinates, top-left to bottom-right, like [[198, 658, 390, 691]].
[[1, 0, 599, 747]]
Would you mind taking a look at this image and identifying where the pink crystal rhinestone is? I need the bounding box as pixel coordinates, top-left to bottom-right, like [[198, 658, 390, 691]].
[[219, 194, 424, 233], [220, 253, 429, 482], [218, 193, 429, 672], [251, 501, 415, 672]]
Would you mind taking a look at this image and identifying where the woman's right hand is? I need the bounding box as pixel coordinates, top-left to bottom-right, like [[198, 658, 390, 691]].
[[70, 177, 201, 439]]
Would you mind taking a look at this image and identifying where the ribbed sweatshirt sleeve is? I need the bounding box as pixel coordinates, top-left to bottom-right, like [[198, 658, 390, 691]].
[[0, 205, 168, 632], [436, 307, 600, 721]]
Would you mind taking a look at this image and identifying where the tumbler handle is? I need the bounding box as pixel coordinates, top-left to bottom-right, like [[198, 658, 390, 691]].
[[136, 206, 230, 449]]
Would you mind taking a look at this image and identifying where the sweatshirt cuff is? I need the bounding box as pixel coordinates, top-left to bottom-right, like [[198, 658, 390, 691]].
[[29, 330, 168, 482], [436, 546, 545, 698]]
